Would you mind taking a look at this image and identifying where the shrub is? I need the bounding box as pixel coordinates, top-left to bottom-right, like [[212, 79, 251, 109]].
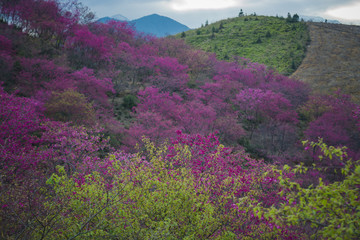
[[45, 89, 96, 126], [122, 94, 139, 110], [261, 140, 360, 239], [43, 146, 218, 239]]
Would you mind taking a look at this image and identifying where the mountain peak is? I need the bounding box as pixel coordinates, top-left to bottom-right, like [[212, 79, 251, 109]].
[[148, 13, 161, 17], [138, 14, 174, 21], [96, 13, 190, 38], [130, 14, 190, 38], [111, 14, 129, 21]]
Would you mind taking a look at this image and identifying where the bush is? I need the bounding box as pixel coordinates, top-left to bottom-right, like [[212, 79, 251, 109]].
[[45, 89, 96, 126], [122, 94, 139, 109], [43, 144, 218, 239], [261, 140, 360, 239]]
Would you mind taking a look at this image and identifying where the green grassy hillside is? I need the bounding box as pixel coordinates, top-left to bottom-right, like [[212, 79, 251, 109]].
[[176, 15, 310, 75]]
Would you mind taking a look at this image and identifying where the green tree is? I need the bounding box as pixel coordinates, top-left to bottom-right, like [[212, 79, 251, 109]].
[[286, 12, 292, 22], [211, 26, 216, 33], [292, 13, 300, 22], [43, 142, 219, 239], [239, 9, 244, 17], [219, 22, 224, 30], [261, 140, 360, 239], [122, 94, 139, 110], [265, 30, 272, 38], [255, 36, 262, 44]]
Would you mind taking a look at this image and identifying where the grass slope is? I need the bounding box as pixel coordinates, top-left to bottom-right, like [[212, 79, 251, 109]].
[[176, 15, 310, 75], [291, 22, 360, 102]]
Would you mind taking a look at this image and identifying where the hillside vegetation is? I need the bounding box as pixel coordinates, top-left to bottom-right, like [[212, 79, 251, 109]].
[[1, 0, 360, 239], [291, 22, 360, 102], [176, 15, 310, 75]]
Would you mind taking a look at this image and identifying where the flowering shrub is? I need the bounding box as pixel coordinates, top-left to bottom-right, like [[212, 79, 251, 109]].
[[37, 134, 304, 239], [0, 86, 109, 238], [42, 152, 218, 239], [1, 1, 359, 238], [300, 94, 360, 161]]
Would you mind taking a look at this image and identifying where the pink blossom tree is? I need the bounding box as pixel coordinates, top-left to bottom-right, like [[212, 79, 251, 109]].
[[0, 85, 110, 237], [65, 25, 112, 69], [302, 94, 360, 160], [235, 88, 299, 158]]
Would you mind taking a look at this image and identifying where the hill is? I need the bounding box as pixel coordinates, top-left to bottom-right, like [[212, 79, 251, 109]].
[[176, 15, 310, 75], [1, 1, 360, 239], [97, 14, 190, 37], [291, 22, 360, 102]]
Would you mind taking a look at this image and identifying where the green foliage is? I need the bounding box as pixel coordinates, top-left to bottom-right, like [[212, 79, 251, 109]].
[[265, 30, 271, 38], [175, 16, 309, 75], [44, 89, 96, 126], [122, 94, 139, 110], [292, 14, 300, 23], [255, 36, 262, 44], [238, 9, 244, 17], [42, 143, 218, 239], [286, 13, 300, 23], [286, 13, 292, 22], [262, 140, 360, 239], [291, 59, 296, 70]]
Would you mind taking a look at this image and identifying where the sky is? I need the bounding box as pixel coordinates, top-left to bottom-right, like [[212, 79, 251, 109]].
[[79, 0, 360, 28]]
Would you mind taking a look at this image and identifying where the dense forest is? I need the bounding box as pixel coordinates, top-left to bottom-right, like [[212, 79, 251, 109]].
[[0, 0, 359, 239]]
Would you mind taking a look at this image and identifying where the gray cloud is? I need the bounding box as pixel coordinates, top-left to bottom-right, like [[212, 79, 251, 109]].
[[80, 0, 360, 28]]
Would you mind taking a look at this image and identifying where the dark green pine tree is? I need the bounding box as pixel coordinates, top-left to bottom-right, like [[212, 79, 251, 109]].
[[239, 9, 244, 17]]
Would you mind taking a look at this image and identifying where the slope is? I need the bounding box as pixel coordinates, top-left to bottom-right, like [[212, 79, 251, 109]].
[[291, 22, 360, 102], [176, 15, 310, 75]]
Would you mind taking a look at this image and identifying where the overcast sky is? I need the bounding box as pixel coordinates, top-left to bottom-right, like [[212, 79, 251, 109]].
[[79, 0, 360, 28]]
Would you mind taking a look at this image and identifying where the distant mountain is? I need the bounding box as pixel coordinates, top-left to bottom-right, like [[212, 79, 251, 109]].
[[111, 14, 129, 21], [96, 16, 118, 23], [130, 14, 190, 37], [299, 15, 340, 24], [96, 13, 190, 38]]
